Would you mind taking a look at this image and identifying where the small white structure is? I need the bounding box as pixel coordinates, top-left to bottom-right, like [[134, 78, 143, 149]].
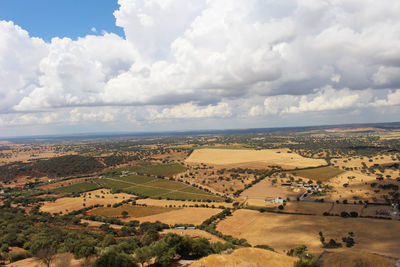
[[264, 197, 284, 203]]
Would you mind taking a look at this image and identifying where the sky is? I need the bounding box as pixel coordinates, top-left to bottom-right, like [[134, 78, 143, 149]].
[[1, 0, 400, 137]]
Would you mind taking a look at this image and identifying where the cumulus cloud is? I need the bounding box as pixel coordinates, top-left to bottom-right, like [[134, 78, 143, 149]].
[[1, 0, 400, 131], [151, 102, 232, 119]]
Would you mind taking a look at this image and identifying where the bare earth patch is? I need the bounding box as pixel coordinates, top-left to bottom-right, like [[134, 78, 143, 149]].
[[186, 148, 326, 169], [217, 209, 400, 258], [40, 189, 134, 214], [240, 179, 304, 199]]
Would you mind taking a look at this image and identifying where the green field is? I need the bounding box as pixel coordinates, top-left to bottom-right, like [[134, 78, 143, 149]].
[[53, 182, 99, 194], [94, 176, 223, 201], [287, 166, 345, 182], [116, 174, 156, 184], [124, 186, 170, 197], [96, 179, 134, 190], [127, 163, 186, 177]]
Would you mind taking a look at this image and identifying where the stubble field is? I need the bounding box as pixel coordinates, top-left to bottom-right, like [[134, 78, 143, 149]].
[[217, 209, 400, 258], [186, 148, 327, 169]]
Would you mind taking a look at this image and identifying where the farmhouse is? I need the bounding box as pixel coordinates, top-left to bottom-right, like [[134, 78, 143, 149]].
[[265, 197, 284, 203]]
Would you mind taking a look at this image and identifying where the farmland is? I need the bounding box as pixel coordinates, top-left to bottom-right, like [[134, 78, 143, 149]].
[[95, 175, 223, 201], [186, 148, 327, 169], [217, 209, 400, 258], [2, 123, 400, 266], [40, 189, 133, 214], [126, 163, 187, 177], [89, 204, 178, 218], [287, 166, 345, 182], [52, 181, 100, 194]]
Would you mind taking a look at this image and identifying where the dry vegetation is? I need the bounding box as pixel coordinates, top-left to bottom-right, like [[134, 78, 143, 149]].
[[217, 209, 400, 258], [186, 148, 327, 169], [135, 198, 233, 208], [89, 205, 179, 218], [319, 251, 397, 267], [240, 179, 304, 200], [190, 247, 297, 267], [124, 207, 221, 225], [162, 229, 225, 243], [40, 189, 133, 214]]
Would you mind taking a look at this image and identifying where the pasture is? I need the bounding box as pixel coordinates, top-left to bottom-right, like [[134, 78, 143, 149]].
[[124, 207, 221, 225], [127, 163, 186, 177], [52, 181, 100, 194], [90, 205, 221, 225], [240, 179, 303, 200], [185, 148, 327, 169], [95, 175, 223, 201], [287, 166, 345, 182], [40, 189, 133, 214], [162, 229, 225, 243], [190, 248, 296, 267], [217, 209, 400, 258], [89, 205, 178, 218], [135, 198, 233, 208]]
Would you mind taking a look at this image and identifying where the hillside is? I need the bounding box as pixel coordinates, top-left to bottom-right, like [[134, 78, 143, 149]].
[[190, 248, 297, 267], [318, 251, 397, 267]]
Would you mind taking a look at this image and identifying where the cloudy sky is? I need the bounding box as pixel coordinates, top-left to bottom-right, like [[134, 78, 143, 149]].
[[1, 0, 400, 137]]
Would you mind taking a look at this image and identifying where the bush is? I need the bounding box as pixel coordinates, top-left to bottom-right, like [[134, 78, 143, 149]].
[[340, 211, 349, 218], [9, 251, 30, 262]]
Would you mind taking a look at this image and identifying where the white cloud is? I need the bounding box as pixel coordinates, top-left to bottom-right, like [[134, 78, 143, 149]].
[[371, 90, 400, 107], [91, 27, 97, 33], [152, 102, 232, 119], [1, 0, 400, 131], [262, 87, 364, 115]]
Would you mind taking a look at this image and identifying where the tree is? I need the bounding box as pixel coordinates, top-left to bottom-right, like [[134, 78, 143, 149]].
[[319, 232, 325, 244], [121, 211, 128, 218], [135, 246, 153, 267], [35, 247, 57, 267], [93, 249, 137, 267]]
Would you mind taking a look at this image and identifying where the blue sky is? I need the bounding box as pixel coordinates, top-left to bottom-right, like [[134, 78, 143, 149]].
[[0, 0, 124, 41]]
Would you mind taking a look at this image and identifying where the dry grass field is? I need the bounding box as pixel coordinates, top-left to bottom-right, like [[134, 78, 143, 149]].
[[162, 229, 225, 243], [80, 219, 123, 230], [240, 179, 304, 199], [190, 247, 297, 267], [287, 166, 345, 182], [323, 170, 399, 202], [40, 189, 134, 214], [319, 251, 397, 267], [135, 198, 232, 208], [284, 202, 334, 215], [217, 209, 400, 258], [122, 207, 221, 225], [9, 253, 84, 267], [89, 205, 178, 218], [185, 148, 327, 169]]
